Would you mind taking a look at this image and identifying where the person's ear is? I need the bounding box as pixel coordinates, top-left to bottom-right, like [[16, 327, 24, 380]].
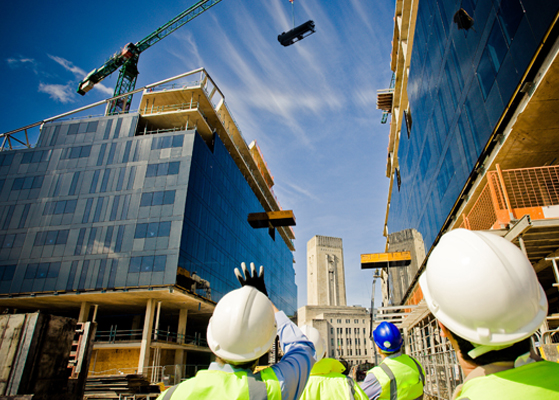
[[438, 321, 449, 338]]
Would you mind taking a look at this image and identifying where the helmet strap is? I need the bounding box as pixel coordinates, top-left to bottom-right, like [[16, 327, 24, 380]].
[[467, 343, 515, 359]]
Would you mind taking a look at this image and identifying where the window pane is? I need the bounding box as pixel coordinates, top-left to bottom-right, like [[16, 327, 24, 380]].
[[147, 222, 159, 238], [141, 256, 155, 272], [160, 136, 171, 149], [152, 191, 164, 206], [129, 257, 141, 273], [153, 255, 166, 272], [156, 163, 169, 176], [158, 221, 171, 237], [45, 231, 58, 245], [12, 178, 24, 190], [31, 176, 44, 189], [25, 263, 38, 279], [57, 230, 69, 245], [168, 161, 180, 175], [22, 177, 33, 189], [146, 164, 157, 177], [70, 147, 81, 159], [36, 263, 49, 278], [54, 201, 65, 215], [163, 190, 175, 205], [68, 123, 80, 135], [47, 262, 61, 278], [172, 135, 184, 148], [34, 232, 46, 246], [65, 199, 77, 214], [3, 265, 15, 281], [140, 193, 153, 207], [81, 145, 92, 158], [135, 223, 147, 239]]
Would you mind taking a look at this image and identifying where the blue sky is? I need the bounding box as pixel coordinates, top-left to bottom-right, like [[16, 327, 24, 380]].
[[1, 0, 395, 308]]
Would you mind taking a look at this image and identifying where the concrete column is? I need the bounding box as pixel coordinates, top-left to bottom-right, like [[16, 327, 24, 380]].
[[174, 309, 188, 383], [138, 299, 156, 374], [177, 309, 188, 344], [78, 302, 90, 322]]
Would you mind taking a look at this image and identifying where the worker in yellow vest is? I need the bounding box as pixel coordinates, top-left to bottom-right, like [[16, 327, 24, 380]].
[[157, 262, 316, 400], [419, 229, 559, 399], [299, 325, 369, 400], [360, 322, 424, 400]]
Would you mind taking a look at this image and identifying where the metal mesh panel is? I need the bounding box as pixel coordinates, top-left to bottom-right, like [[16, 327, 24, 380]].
[[501, 166, 559, 208], [406, 315, 464, 400], [464, 184, 497, 230]]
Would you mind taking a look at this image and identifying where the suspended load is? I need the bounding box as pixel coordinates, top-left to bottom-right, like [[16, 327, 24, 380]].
[[278, 20, 315, 47]]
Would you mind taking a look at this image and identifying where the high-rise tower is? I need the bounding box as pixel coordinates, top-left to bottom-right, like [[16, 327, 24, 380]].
[[307, 235, 346, 307]]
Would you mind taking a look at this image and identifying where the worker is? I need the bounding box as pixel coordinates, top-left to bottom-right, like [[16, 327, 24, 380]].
[[157, 262, 316, 400], [419, 229, 559, 399], [299, 325, 369, 400], [360, 322, 425, 400]]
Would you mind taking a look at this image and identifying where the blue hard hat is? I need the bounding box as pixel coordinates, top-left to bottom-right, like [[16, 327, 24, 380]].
[[373, 322, 403, 352]]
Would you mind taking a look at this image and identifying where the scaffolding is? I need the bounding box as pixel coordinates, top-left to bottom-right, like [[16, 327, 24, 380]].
[[405, 315, 465, 400], [459, 164, 559, 230]]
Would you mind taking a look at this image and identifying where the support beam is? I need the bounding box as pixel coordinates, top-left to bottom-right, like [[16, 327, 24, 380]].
[[177, 309, 188, 345], [78, 302, 90, 322], [138, 299, 155, 374]]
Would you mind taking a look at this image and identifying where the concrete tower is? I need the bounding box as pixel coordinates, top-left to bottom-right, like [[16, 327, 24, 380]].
[[307, 235, 346, 306]]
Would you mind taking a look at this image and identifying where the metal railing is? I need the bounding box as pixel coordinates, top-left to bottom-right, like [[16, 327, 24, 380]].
[[542, 327, 559, 344], [141, 101, 201, 115], [459, 164, 559, 230], [94, 326, 207, 346], [88, 364, 206, 384]]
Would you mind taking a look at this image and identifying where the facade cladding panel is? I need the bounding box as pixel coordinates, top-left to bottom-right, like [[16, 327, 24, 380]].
[[0, 114, 297, 315], [388, 0, 559, 250]]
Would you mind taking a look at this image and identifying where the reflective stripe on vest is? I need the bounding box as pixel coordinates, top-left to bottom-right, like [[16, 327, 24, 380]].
[[456, 360, 559, 399], [369, 354, 424, 400]]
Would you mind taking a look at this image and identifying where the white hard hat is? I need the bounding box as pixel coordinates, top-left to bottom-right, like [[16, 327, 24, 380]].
[[419, 229, 548, 347], [207, 286, 277, 363], [300, 325, 325, 361]]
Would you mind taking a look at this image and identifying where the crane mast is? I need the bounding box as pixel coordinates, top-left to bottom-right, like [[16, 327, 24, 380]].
[[77, 0, 223, 115]]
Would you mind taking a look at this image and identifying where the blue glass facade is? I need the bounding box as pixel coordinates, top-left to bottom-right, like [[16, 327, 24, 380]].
[[0, 113, 296, 314], [388, 0, 559, 250]]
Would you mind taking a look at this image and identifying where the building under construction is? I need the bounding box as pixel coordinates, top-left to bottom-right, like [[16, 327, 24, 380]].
[[0, 68, 297, 384], [377, 0, 559, 398]]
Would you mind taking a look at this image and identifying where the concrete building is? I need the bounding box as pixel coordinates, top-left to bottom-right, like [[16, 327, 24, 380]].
[[377, 0, 559, 398], [0, 69, 297, 383], [306, 235, 346, 307], [299, 235, 374, 367]]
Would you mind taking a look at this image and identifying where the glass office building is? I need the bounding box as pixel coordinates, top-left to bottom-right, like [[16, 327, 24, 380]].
[[387, 0, 559, 251], [0, 71, 297, 315]]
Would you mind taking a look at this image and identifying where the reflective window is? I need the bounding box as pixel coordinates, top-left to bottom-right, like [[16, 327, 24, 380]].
[[128, 255, 167, 272], [24, 262, 60, 279], [12, 176, 44, 190], [43, 199, 77, 215], [0, 265, 16, 281], [34, 230, 69, 246], [134, 221, 172, 238], [145, 161, 180, 177], [140, 190, 176, 206]]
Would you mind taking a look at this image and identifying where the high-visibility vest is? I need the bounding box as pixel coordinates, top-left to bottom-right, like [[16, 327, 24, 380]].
[[367, 354, 425, 400], [455, 360, 559, 399], [300, 358, 368, 400], [157, 367, 281, 400]]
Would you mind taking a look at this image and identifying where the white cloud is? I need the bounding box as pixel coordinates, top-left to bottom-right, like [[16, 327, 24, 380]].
[[48, 54, 86, 77], [6, 56, 38, 74], [38, 82, 75, 103], [94, 83, 115, 96]]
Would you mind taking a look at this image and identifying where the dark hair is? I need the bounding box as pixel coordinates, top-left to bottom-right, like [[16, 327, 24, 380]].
[[448, 330, 530, 365], [216, 357, 259, 371]]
